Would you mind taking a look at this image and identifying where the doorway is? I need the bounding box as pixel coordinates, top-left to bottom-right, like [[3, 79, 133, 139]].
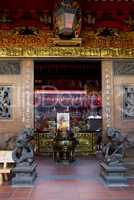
[[34, 60, 102, 155]]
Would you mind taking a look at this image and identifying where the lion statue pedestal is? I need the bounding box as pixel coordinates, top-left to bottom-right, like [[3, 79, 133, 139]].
[[11, 128, 37, 186], [100, 128, 128, 186]]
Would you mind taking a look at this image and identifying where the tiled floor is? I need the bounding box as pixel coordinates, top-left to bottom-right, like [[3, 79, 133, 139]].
[[1, 156, 134, 200]]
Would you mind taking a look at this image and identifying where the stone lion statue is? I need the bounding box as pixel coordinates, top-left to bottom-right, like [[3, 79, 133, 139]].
[[12, 128, 35, 167], [103, 127, 129, 166]]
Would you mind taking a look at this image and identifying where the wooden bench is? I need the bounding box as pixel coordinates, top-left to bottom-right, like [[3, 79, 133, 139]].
[[0, 150, 14, 185]]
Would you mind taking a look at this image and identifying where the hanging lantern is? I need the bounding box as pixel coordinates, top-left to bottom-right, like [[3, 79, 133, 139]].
[[54, 0, 82, 39]]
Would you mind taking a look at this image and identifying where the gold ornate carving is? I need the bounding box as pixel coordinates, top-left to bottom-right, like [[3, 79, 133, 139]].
[[0, 30, 133, 57], [82, 31, 134, 49], [0, 31, 131, 48], [0, 47, 134, 57], [36, 132, 96, 155], [0, 30, 54, 48]]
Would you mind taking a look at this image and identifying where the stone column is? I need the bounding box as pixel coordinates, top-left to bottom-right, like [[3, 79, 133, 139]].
[[20, 60, 34, 129], [101, 60, 114, 136]]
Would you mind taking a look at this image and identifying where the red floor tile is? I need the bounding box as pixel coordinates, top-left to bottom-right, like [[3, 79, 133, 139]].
[[0, 157, 133, 200]]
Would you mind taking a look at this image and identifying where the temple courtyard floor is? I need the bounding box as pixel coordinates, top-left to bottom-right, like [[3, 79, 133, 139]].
[[0, 156, 134, 200]]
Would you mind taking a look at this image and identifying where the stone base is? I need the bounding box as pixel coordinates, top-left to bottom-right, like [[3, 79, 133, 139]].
[[124, 147, 134, 178], [124, 161, 134, 178], [11, 163, 37, 186], [100, 162, 128, 187]]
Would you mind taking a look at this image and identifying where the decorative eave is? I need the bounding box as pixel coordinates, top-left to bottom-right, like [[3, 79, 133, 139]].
[[0, 47, 134, 58]]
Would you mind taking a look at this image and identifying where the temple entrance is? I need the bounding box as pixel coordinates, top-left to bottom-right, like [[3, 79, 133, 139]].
[[34, 60, 102, 157]]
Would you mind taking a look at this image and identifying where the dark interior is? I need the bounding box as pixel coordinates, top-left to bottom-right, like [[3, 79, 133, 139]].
[[34, 60, 101, 90]]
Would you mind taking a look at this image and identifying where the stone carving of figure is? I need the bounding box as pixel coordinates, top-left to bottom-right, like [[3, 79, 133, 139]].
[[12, 128, 35, 167], [0, 87, 11, 119], [124, 92, 134, 118], [103, 127, 128, 166]]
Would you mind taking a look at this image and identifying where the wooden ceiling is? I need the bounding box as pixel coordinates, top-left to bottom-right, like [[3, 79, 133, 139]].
[[0, 0, 133, 10]]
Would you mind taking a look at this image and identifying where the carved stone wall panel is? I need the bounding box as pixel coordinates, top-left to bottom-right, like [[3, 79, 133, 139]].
[[113, 60, 134, 75], [102, 60, 114, 134], [113, 60, 134, 133], [0, 63, 23, 142], [123, 85, 134, 120], [0, 60, 34, 140], [0, 86, 12, 119], [0, 61, 20, 74]]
